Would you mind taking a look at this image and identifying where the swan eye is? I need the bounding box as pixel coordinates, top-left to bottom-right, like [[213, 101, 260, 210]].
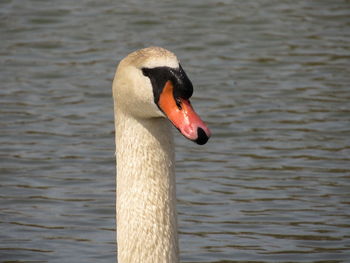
[[141, 65, 193, 106]]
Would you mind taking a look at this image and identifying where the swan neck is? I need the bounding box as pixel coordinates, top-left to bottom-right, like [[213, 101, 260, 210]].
[[115, 112, 179, 263]]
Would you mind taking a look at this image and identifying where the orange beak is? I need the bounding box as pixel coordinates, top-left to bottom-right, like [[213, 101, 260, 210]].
[[158, 81, 211, 145]]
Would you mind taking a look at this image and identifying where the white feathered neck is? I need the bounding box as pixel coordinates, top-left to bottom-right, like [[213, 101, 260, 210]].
[[113, 47, 180, 263]]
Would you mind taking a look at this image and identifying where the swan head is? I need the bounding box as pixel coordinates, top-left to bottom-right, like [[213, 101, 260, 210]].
[[113, 46, 211, 145]]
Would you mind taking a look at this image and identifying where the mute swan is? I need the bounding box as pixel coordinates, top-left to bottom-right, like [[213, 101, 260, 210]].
[[112, 47, 211, 263]]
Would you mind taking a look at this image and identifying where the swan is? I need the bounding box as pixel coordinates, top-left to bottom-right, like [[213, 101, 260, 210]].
[[112, 46, 211, 263]]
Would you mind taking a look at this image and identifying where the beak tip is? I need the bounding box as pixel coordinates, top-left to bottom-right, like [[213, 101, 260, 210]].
[[194, 127, 210, 145]]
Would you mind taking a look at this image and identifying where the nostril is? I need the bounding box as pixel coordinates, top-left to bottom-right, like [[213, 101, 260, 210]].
[[195, 127, 209, 145], [175, 97, 182, 110]]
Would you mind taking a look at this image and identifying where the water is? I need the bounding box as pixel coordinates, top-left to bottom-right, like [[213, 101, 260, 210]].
[[1, 0, 350, 262]]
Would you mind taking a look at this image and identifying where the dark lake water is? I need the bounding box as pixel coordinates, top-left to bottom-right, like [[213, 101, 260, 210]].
[[1, 0, 350, 262]]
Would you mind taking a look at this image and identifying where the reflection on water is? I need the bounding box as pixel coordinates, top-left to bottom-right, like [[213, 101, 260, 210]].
[[1, 0, 350, 262]]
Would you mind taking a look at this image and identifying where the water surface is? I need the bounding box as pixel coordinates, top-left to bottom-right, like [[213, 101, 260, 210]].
[[1, 0, 350, 262]]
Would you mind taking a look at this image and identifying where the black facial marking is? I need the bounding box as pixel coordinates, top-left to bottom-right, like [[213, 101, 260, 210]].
[[142, 64, 193, 105]]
